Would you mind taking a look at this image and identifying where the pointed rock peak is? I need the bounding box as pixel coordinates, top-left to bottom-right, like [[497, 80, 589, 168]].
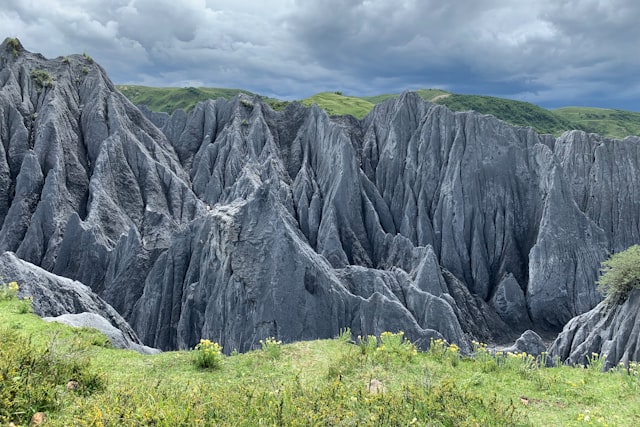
[[2, 37, 24, 53], [1, 37, 25, 61], [398, 90, 423, 104]]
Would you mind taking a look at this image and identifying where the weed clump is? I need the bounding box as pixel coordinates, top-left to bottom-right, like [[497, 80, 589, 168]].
[[597, 244, 640, 304], [0, 281, 19, 301], [192, 339, 223, 370], [30, 68, 55, 90], [260, 336, 282, 360], [0, 328, 105, 425], [5, 37, 21, 58]]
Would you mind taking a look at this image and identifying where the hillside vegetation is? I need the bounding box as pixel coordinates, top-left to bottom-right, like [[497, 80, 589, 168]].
[[117, 85, 640, 139], [554, 107, 640, 139], [433, 94, 577, 135], [117, 85, 288, 113], [2, 287, 640, 426], [300, 92, 375, 119]]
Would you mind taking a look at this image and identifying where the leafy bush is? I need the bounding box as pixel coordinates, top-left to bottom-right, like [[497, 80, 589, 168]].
[[260, 336, 282, 360], [30, 69, 55, 90], [15, 296, 32, 314], [0, 328, 105, 425], [0, 281, 19, 301], [597, 245, 640, 304], [6, 37, 20, 58], [192, 339, 223, 369], [82, 52, 93, 63], [377, 331, 418, 363], [428, 337, 461, 366]]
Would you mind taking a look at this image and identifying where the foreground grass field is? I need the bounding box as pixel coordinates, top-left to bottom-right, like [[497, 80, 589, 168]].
[[3, 290, 639, 426]]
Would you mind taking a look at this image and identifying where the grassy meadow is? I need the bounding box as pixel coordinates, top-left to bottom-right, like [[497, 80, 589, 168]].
[[1, 283, 640, 427]]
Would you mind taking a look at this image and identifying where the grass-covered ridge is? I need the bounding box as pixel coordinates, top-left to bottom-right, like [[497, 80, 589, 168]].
[[554, 107, 640, 139], [432, 93, 577, 135], [2, 284, 640, 426], [300, 92, 376, 119], [116, 85, 289, 113], [117, 85, 640, 139]]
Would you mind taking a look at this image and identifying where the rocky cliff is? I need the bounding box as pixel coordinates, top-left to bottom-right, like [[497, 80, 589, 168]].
[[1, 38, 639, 356], [549, 289, 640, 369]]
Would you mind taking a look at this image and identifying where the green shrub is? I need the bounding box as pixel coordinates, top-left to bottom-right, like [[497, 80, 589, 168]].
[[15, 296, 32, 314], [192, 339, 223, 369], [0, 328, 105, 425], [357, 334, 378, 358], [82, 52, 93, 63], [260, 336, 282, 360], [597, 245, 640, 304], [428, 337, 461, 366], [377, 331, 418, 363], [6, 37, 20, 58], [0, 281, 19, 301], [30, 69, 55, 90]]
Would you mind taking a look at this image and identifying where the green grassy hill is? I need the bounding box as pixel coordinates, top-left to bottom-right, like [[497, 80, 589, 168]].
[[116, 85, 289, 113], [300, 92, 376, 119], [2, 284, 640, 426], [117, 85, 254, 112], [431, 94, 578, 135], [554, 107, 640, 139], [116, 85, 640, 138]]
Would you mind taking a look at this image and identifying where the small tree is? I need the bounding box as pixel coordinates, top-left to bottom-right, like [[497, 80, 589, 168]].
[[597, 245, 640, 304]]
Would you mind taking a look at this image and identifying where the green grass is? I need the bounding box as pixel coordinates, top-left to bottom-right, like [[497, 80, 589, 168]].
[[362, 88, 449, 104], [2, 291, 640, 426], [301, 92, 376, 119], [116, 85, 255, 113], [431, 94, 577, 135], [554, 107, 640, 139]]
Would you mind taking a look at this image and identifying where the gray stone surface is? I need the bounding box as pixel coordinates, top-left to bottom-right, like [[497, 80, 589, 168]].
[[490, 274, 532, 329], [44, 312, 159, 354], [500, 330, 547, 358], [549, 289, 640, 369], [2, 39, 640, 360], [0, 251, 151, 352]]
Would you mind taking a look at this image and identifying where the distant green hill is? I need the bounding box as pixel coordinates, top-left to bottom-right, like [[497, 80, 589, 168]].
[[116, 85, 640, 139], [117, 86, 253, 112], [431, 94, 578, 135], [116, 85, 289, 112], [553, 107, 640, 139], [300, 92, 375, 119]]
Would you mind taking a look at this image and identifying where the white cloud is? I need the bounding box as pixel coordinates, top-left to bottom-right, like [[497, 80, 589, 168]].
[[2, 0, 640, 109]]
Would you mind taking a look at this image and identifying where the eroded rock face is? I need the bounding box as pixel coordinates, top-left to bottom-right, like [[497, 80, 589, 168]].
[[43, 312, 159, 354], [2, 38, 640, 356], [549, 289, 640, 369], [500, 330, 547, 358], [0, 251, 147, 351]]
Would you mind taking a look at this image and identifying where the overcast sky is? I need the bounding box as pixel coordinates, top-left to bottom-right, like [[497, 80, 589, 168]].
[[2, 0, 639, 110]]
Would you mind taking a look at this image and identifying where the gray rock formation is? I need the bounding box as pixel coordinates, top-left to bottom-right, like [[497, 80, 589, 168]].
[[0, 251, 149, 352], [2, 38, 640, 360], [490, 274, 531, 329], [500, 330, 547, 358], [43, 312, 159, 354], [549, 289, 640, 369]]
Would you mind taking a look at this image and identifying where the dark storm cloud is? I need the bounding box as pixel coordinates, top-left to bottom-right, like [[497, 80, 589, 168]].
[[1, 0, 639, 109]]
